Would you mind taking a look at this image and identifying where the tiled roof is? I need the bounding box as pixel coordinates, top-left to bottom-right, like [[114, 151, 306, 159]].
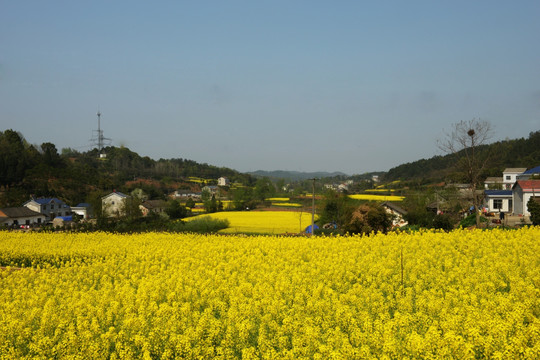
[[503, 168, 527, 173], [0, 207, 44, 218], [523, 165, 540, 174], [141, 200, 166, 209], [102, 191, 128, 199], [514, 180, 540, 192], [32, 198, 63, 205], [381, 201, 408, 215]]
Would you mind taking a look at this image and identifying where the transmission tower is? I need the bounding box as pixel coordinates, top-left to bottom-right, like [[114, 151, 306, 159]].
[[90, 111, 112, 157]]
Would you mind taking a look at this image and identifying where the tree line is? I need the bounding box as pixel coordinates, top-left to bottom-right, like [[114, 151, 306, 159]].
[[384, 130, 540, 184], [0, 129, 253, 207]]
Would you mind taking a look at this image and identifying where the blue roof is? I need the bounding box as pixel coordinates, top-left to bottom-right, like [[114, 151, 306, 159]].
[[523, 165, 540, 174], [305, 224, 320, 234], [485, 190, 512, 196], [54, 216, 73, 221], [76, 203, 91, 207], [32, 198, 63, 205]]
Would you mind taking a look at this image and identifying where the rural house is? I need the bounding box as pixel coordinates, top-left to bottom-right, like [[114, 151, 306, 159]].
[[0, 207, 46, 228], [512, 180, 540, 216], [102, 191, 129, 217], [502, 168, 527, 189], [484, 190, 513, 214], [139, 200, 167, 217], [518, 165, 540, 180], [381, 201, 408, 228], [23, 197, 71, 221], [217, 177, 230, 186], [71, 203, 92, 219]]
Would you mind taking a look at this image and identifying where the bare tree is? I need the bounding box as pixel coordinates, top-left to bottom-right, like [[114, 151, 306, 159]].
[[438, 119, 493, 227]]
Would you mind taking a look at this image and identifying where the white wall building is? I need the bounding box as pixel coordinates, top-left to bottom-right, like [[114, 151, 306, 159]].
[[512, 180, 540, 216], [23, 197, 71, 221], [502, 168, 527, 190], [484, 190, 513, 213], [0, 207, 46, 227], [102, 191, 129, 217]]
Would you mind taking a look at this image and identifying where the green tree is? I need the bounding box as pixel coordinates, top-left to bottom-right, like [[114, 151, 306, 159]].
[[165, 200, 187, 219], [254, 177, 276, 202], [527, 197, 540, 226], [120, 196, 142, 221], [0, 130, 36, 188], [317, 190, 354, 229], [40, 142, 63, 167], [204, 194, 218, 213], [344, 203, 392, 235], [231, 186, 255, 210], [185, 197, 196, 209]]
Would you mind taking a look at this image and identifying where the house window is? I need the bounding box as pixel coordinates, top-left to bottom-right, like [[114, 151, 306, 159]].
[[38, 218, 42, 224], [43, 205, 47, 210], [505, 176, 511, 180], [509, 199, 513, 212], [51, 204, 54, 210], [493, 199, 503, 210]]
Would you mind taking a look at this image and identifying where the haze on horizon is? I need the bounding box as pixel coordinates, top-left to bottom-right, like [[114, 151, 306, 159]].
[[1, 1, 539, 175]]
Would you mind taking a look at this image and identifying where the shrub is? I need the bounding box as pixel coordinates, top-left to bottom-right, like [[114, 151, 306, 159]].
[[176, 216, 230, 233]]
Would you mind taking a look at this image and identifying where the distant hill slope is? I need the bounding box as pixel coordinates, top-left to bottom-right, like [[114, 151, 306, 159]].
[[249, 170, 348, 181], [384, 131, 540, 183]]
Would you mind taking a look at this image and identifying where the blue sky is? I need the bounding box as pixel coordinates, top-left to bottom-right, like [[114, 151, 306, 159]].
[[1, 1, 539, 174]]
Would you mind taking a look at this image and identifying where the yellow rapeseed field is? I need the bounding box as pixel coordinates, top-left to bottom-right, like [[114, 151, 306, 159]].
[[188, 211, 314, 234], [348, 194, 405, 202], [0, 228, 539, 359]]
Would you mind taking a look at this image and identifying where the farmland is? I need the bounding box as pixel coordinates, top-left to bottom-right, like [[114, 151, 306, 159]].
[[0, 228, 539, 359], [187, 211, 315, 234]]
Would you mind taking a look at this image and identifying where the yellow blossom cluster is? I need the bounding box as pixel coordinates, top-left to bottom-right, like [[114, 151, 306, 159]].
[[271, 203, 303, 208], [0, 228, 539, 359], [265, 198, 290, 202], [348, 194, 405, 202]]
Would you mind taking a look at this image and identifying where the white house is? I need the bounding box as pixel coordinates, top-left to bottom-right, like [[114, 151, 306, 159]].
[[512, 180, 540, 216], [484, 190, 513, 213], [502, 168, 527, 190], [71, 203, 92, 219], [0, 207, 46, 227], [217, 177, 230, 187], [23, 197, 71, 221], [102, 191, 129, 217], [381, 201, 408, 228]]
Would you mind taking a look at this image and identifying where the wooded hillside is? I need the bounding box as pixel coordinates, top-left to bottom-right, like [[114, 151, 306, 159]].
[[384, 131, 540, 183], [0, 129, 253, 207]]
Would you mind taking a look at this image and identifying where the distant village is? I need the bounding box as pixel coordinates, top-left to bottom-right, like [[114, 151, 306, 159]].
[[0, 166, 539, 230]]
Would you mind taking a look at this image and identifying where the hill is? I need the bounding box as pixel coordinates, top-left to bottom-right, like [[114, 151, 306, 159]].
[[383, 131, 540, 184], [0, 129, 253, 207], [248, 170, 348, 181]]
